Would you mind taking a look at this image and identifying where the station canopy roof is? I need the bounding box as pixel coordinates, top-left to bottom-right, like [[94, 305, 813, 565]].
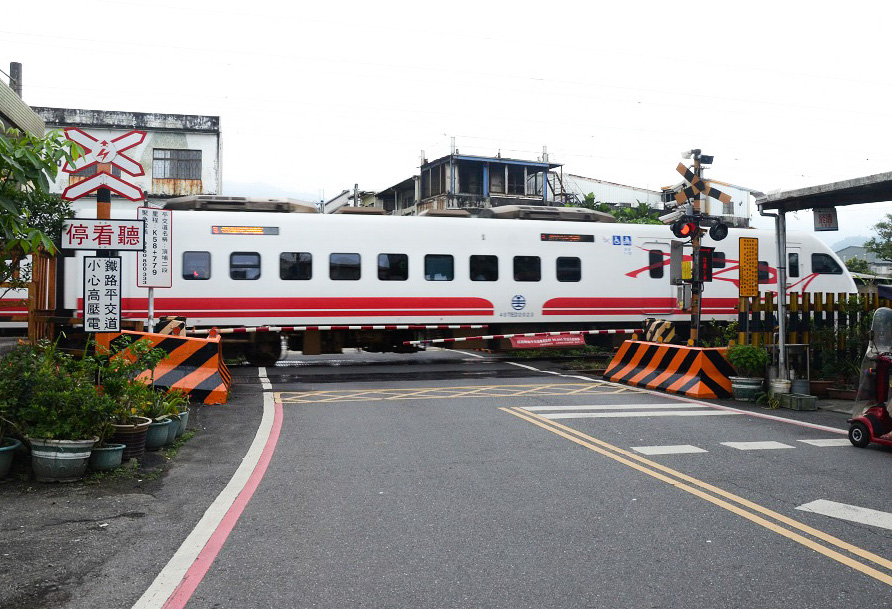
[[756, 171, 892, 213]]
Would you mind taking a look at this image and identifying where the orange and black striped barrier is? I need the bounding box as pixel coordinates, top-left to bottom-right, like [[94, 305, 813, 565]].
[[604, 340, 734, 399], [112, 329, 231, 405]]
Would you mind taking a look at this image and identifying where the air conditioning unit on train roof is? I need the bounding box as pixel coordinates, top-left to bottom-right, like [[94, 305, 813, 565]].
[[477, 205, 616, 222], [162, 195, 317, 214], [333, 206, 387, 215], [418, 209, 472, 218]]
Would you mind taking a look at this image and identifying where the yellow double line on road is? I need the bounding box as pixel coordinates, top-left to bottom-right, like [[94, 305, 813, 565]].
[[502, 406, 892, 586]]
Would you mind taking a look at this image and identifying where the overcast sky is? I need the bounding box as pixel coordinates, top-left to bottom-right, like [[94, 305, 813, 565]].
[[5, 0, 892, 248]]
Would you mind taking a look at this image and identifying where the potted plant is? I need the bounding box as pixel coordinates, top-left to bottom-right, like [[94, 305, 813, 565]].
[[0, 340, 117, 481], [143, 389, 185, 450], [0, 372, 23, 479], [726, 343, 769, 402], [97, 337, 167, 460]]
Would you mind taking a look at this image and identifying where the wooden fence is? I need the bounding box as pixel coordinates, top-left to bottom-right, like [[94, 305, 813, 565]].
[[738, 291, 892, 381]]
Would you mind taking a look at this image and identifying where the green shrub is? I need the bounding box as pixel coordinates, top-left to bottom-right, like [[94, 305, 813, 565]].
[[0, 340, 116, 440], [726, 343, 769, 378]]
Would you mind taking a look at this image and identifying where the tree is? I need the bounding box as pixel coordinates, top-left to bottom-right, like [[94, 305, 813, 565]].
[[0, 128, 80, 295], [845, 257, 870, 274], [570, 194, 661, 224], [864, 213, 892, 262]]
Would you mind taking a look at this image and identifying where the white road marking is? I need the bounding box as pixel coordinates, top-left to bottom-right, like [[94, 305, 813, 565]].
[[542, 410, 738, 419], [631, 445, 708, 455], [798, 438, 853, 447], [133, 368, 276, 609], [796, 500, 892, 531], [721, 441, 794, 450], [523, 403, 712, 412]]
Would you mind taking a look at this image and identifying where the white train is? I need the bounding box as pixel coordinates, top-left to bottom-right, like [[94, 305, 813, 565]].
[[15, 198, 858, 364]]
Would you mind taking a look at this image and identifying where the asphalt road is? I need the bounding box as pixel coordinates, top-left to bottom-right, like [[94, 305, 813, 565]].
[[1, 348, 890, 608]]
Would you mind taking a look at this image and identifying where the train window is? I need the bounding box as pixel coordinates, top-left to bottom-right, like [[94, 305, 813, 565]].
[[758, 260, 771, 283], [425, 254, 454, 281], [378, 253, 408, 281], [647, 250, 664, 279], [557, 257, 581, 282], [470, 255, 498, 281], [788, 253, 800, 278], [230, 252, 261, 280], [713, 251, 726, 269], [330, 253, 361, 280], [183, 251, 210, 280], [280, 252, 312, 280], [513, 256, 541, 282], [812, 253, 843, 274]]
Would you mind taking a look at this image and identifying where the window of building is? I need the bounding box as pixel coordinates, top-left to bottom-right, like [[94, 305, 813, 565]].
[[458, 162, 483, 195], [788, 253, 800, 278], [280, 252, 312, 280], [470, 255, 498, 281], [425, 254, 454, 281], [183, 251, 210, 280], [153, 149, 202, 180], [230, 252, 261, 280], [647, 250, 664, 279], [513, 256, 541, 282], [507, 165, 525, 195], [812, 253, 843, 274], [557, 256, 582, 282], [490, 164, 505, 194], [378, 253, 409, 281], [330, 253, 361, 280]]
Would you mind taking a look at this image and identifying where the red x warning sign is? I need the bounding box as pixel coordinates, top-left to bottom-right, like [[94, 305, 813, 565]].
[[61, 128, 146, 202]]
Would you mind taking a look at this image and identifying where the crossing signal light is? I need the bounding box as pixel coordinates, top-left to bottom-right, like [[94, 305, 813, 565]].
[[671, 218, 698, 239], [708, 222, 728, 241]]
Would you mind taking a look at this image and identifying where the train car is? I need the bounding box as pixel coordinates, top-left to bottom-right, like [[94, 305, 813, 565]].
[[38, 198, 854, 364]]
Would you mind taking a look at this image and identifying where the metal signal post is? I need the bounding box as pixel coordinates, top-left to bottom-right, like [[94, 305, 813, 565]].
[[670, 150, 730, 346]]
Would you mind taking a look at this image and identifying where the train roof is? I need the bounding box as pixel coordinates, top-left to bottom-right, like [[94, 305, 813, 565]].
[[163, 195, 317, 214]]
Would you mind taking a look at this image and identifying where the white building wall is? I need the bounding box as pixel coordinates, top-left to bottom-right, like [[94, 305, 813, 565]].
[[42, 128, 220, 198], [558, 173, 663, 207]]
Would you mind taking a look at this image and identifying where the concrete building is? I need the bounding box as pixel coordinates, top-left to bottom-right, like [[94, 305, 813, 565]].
[[366, 151, 563, 215], [32, 106, 221, 214], [836, 245, 892, 277]]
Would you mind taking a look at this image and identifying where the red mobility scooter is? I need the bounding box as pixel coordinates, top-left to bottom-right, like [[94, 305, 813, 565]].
[[848, 306, 892, 448]]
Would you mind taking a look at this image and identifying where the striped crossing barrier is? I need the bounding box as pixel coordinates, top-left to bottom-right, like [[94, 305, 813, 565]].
[[113, 329, 231, 405], [604, 340, 734, 399]]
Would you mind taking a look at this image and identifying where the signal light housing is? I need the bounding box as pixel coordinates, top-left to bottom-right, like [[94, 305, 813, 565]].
[[671, 218, 699, 239], [709, 222, 728, 241]]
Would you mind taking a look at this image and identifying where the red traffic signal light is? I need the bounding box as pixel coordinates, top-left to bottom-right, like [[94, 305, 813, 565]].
[[671, 218, 698, 239]]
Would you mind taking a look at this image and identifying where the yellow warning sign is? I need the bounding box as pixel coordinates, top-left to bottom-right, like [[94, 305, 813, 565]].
[[739, 237, 758, 297]]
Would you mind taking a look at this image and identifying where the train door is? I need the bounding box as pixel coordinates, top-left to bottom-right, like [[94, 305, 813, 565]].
[[641, 241, 675, 315]]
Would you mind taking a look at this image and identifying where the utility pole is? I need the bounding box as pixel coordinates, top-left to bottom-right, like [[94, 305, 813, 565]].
[[690, 153, 703, 346]]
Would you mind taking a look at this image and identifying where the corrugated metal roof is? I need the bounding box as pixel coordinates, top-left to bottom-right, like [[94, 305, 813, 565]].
[[0, 80, 43, 135]]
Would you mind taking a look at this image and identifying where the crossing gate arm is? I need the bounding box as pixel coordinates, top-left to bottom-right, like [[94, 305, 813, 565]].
[[403, 328, 643, 347], [189, 324, 488, 336]]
